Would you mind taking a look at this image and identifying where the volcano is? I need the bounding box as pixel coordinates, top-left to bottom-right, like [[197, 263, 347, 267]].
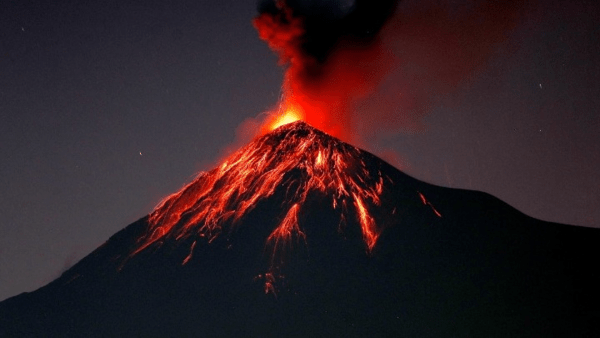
[[1, 121, 599, 337]]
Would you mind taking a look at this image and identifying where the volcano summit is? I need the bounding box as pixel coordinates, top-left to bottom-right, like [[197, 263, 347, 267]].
[[1, 122, 599, 337]]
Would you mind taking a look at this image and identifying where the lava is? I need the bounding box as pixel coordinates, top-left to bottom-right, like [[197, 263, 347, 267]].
[[419, 191, 442, 218], [131, 122, 391, 287], [130, 121, 443, 294], [263, 102, 304, 133], [135, 122, 387, 255], [266, 203, 306, 263], [182, 240, 196, 266]]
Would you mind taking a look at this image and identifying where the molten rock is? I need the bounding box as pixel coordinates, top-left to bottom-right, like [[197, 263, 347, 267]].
[[1, 122, 599, 337]]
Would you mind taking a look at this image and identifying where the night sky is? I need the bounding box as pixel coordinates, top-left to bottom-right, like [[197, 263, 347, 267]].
[[1, 0, 598, 302]]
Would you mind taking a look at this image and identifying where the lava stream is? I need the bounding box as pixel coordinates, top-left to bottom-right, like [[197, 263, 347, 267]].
[[130, 122, 421, 293], [135, 122, 386, 257]]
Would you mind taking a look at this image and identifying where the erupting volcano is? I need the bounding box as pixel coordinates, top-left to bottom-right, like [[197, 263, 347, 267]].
[[1, 1, 599, 336], [2, 122, 599, 337], [138, 121, 389, 255], [129, 121, 439, 292]]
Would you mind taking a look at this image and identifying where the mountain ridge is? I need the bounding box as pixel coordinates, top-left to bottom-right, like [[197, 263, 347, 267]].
[[1, 121, 598, 337]]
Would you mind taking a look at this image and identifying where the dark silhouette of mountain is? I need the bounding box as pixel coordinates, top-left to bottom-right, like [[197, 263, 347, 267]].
[[1, 122, 598, 337]]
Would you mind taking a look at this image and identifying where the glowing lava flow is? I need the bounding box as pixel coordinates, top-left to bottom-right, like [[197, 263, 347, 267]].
[[131, 122, 392, 282], [135, 121, 386, 254], [129, 121, 443, 293]]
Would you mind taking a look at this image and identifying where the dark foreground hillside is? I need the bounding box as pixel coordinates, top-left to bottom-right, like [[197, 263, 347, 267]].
[[2, 122, 598, 337]]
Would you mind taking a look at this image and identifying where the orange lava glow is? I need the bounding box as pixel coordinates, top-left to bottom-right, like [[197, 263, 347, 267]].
[[266, 203, 306, 262], [182, 240, 196, 265], [252, 4, 396, 143], [132, 122, 391, 292], [136, 123, 386, 254], [418, 191, 442, 218], [264, 103, 304, 132], [353, 194, 378, 251]]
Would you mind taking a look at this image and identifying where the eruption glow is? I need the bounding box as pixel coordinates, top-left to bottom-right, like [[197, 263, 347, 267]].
[[135, 122, 386, 256], [129, 0, 514, 293], [253, 0, 398, 141], [264, 103, 304, 132], [130, 122, 408, 292], [131, 122, 442, 293], [251, 0, 527, 145]]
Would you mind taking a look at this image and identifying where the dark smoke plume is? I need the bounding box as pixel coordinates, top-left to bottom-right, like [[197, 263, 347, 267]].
[[252, 0, 530, 165], [258, 0, 399, 63], [253, 0, 400, 141]]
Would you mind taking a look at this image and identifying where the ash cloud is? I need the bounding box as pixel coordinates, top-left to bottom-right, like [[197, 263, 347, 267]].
[[257, 0, 399, 63], [253, 0, 529, 157], [254, 0, 400, 141]]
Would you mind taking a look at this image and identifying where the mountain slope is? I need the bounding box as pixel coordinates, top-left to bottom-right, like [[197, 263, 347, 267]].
[[1, 122, 599, 337]]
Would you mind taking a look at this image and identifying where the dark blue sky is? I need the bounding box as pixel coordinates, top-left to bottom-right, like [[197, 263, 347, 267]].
[[1, 0, 598, 301]]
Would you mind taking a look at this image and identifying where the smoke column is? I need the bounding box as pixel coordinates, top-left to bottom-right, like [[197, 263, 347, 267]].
[[254, 0, 399, 141], [244, 0, 530, 162]]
